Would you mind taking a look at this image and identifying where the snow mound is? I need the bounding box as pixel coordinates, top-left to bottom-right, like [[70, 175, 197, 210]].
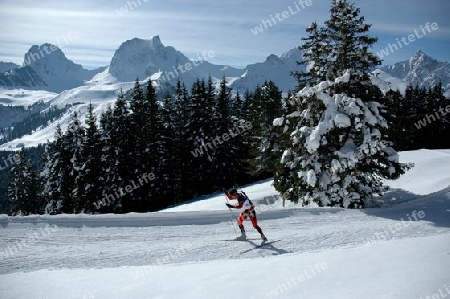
[[385, 149, 450, 195]]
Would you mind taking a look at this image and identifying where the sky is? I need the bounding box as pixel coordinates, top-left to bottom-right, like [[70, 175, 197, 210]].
[[1, 0, 449, 70]]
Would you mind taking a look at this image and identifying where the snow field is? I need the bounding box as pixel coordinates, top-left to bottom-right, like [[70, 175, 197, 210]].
[[0, 234, 449, 299], [0, 149, 449, 298]]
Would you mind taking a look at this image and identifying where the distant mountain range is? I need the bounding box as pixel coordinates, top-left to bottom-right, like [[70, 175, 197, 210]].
[[1, 36, 449, 96], [0, 36, 448, 149], [379, 50, 450, 93]]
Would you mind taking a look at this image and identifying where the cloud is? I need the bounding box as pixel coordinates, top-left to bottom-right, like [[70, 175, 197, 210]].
[[0, 0, 448, 69]]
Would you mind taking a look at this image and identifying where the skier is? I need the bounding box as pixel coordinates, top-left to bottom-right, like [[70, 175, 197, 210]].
[[225, 188, 267, 242]]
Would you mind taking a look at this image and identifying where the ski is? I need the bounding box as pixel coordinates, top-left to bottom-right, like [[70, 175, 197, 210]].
[[255, 240, 280, 248], [220, 238, 261, 241]]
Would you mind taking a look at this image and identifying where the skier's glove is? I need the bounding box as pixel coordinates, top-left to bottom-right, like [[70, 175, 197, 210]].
[[226, 203, 233, 208]]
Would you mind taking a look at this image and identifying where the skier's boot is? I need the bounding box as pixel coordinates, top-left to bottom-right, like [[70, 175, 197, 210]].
[[235, 231, 247, 241], [261, 234, 268, 243]]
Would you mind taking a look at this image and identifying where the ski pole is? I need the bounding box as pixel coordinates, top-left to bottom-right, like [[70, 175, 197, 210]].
[[224, 194, 238, 237]]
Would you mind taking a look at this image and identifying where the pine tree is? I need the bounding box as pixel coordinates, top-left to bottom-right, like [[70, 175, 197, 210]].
[[275, 0, 409, 208], [231, 91, 252, 184], [129, 79, 146, 176], [110, 90, 133, 212], [294, 21, 330, 89], [7, 149, 39, 215], [40, 125, 64, 214], [140, 79, 162, 210], [379, 89, 407, 150], [98, 105, 117, 213], [421, 84, 449, 149], [409, 86, 429, 149], [128, 79, 151, 211], [273, 91, 298, 204], [186, 79, 216, 193], [231, 92, 243, 121], [143, 79, 161, 175], [76, 103, 102, 213], [159, 93, 179, 205], [325, 0, 381, 81], [63, 112, 85, 213], [171, 81, 191, 201], [247, 81, 283, 178], [213, 77, 239, 186]]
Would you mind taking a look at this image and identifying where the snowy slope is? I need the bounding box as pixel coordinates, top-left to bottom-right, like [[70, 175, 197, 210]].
[[0, 88, 57, 107], [0, 67, 135, 149], [0, 149, 449, 299]]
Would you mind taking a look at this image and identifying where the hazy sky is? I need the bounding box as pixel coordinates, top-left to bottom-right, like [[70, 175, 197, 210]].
[[1, 0, 449, 69]]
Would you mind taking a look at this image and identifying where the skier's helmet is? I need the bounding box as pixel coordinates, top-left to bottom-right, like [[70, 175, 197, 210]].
[[229, 188, 238, 195]]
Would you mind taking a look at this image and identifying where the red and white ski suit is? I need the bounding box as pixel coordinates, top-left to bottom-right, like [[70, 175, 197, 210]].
[[226, 192, 263, 235]]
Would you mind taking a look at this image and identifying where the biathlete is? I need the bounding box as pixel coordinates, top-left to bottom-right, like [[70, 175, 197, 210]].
[[225, 188, 267, 242]]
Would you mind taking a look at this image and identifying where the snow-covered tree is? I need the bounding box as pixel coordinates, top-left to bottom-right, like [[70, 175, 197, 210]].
[[274, 0, 409, 208], [7, 149, 39, 215]]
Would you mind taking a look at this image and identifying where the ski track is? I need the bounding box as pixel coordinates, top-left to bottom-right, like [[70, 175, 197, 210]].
[[1, 192, 449, 275]]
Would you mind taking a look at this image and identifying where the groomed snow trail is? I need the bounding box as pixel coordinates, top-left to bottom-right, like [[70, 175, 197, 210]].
[[1, 190, 449, 275]]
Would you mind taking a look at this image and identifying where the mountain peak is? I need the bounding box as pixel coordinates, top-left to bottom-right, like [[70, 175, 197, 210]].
[[109, 36, 190, 82], [23, 43, 65, 67], [410, 49, 430, 61], [149, 35, 163, 47], [5, 43, 102, 92], [380, 51, 449, 94], [409, 50, 439, 71], [266, 54, 281, 64], [120, 36, 165, 52]]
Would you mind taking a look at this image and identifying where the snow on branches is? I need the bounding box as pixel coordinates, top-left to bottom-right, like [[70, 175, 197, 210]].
[[274, 71, 407, 208]]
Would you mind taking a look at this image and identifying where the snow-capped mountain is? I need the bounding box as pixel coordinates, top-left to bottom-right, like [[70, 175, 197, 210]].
[[109, 36, 243, 86], [0, 44, 105, 93], [1, 37, 449, 150], [379, 50, 450, 93], [230, 48, 304, 94]]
